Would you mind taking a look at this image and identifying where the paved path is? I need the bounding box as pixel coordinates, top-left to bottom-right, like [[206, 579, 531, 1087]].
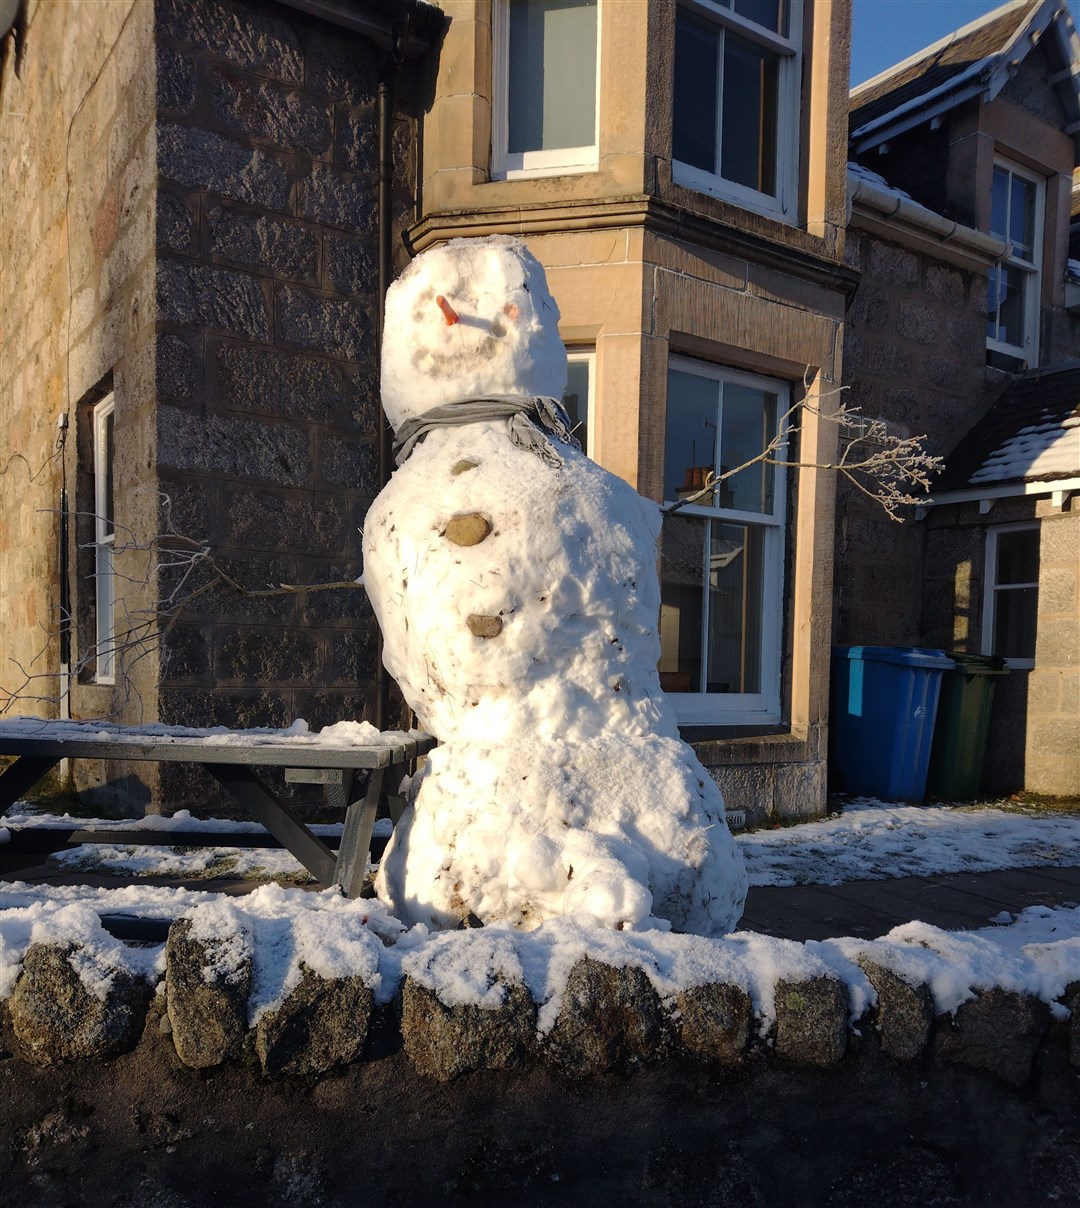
[[741, 864, 1080, 940], [3, 850, 1078, 940]]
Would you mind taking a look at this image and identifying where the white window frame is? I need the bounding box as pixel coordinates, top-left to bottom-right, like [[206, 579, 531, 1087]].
[[93, 394, 116, 684], [660, 358, 788, 725], [981, 522, 1039, 670], [986, 157, 1045, 370], [564, 348, 596, 458], [672, 0, 803, 221], [491, 0, 601, 180]]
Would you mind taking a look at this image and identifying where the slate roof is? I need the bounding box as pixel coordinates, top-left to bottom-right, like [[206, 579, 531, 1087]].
[[851, 1, 1035, 133], [934, 365, 1080, 494], [850, 0, 1080, 150]]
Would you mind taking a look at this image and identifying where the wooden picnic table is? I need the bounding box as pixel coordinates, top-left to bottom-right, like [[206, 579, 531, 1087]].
[[0, 719, 433, 897]]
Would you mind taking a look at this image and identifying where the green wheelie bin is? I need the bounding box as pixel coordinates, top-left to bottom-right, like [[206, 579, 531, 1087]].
[[926, 652, 1009, 801]]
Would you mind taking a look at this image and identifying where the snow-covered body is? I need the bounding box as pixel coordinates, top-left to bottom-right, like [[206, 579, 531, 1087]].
[[364, 237, 747, 935]]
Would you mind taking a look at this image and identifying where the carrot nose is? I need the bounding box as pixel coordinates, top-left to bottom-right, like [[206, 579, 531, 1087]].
[[435, 295, 459, 326]]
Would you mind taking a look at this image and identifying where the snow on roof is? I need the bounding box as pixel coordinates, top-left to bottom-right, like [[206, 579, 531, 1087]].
[[936, 365, 1080, 492], [846, 160, 917, 202], [969, 414, 1080, 484]]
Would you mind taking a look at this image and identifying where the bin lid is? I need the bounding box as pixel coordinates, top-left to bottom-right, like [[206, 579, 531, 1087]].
[[944, 651, 1010, 675], [832, 645, 955, 670]]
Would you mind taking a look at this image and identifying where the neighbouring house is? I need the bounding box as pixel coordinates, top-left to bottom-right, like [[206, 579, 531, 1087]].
[[841, 0, 1080, 797], [1, 0, 855, 825]]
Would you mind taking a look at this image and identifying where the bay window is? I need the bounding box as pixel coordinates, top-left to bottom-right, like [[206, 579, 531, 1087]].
[[659, 360, 788, 724], [986, 158, 1044, 371], [673, 0, 802, 219], [492, 0, 599, 179]]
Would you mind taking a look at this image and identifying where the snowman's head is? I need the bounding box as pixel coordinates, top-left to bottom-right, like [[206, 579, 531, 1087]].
[[380, 236, 568, 431]]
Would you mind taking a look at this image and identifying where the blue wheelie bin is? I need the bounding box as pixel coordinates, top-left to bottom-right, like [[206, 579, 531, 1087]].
[[830, 646, 955, 801]]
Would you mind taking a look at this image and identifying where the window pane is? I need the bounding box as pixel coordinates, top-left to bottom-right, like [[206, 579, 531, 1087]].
[[507, 0, 597, 154], [996, 264, 1027, 348], [659, 513, 707, 692], [1009, 174, 1035, 259], [706, 521, 764, 693], [721, 31, 778, 195], [734, 0, 785, 34], [674, 10, 719, 174], [990, 167, 1009, 241], [665, 368, 720, 503], [563, 357, 591, 452], [993, 586, 1037, 660], [719, 382, 777, 514], [996, 529, 1039, 585]]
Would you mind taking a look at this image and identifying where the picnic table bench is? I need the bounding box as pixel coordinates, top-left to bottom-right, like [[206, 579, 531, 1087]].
[[0, 718, 433, 897]]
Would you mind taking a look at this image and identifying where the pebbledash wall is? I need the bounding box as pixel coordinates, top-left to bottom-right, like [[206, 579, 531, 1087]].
[[0, 0, 426, 811]]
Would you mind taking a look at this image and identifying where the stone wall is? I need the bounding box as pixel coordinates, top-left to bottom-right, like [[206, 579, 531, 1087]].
[[836, 226, 1002, 649], [152, 0, 410, 801], [1, 1, 157, 730], [2, 0, 422, 811], [3, 928, 1077, 1203]]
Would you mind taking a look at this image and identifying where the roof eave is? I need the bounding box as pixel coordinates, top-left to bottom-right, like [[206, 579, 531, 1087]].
[[926, 475, 1080, 507], [851, 0, 1080, 156]]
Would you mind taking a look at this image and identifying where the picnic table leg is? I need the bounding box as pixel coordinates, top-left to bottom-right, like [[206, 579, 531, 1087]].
[[203, 763, 338, 888], [334, 767, 384, 898], [0, 756, 60, 815]]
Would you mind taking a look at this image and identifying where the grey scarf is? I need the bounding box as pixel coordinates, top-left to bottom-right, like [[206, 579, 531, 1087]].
[[392, 395, 581, 468]]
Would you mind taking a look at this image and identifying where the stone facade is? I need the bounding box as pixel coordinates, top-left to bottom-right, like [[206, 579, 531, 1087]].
[[413, 0, 855, 823], [837, 226, 1000, 647], [840, 23, 1079, 799], [151, 0, 399, 806], [923, 498, 1079, 797], [1, 0, 423, 811]]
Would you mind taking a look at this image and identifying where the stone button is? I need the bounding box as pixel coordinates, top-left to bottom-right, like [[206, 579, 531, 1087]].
[[466, 614, 503, 638], [451, 459, 478, 476], [444, 513, 492, 546]]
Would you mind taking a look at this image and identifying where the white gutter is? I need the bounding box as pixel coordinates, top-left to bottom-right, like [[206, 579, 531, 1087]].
[[924, 475, 1080, 507], [847, 169, 1009, 271]]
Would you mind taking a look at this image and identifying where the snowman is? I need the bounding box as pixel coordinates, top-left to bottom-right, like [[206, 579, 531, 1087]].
[[363, 236, 747, 936]]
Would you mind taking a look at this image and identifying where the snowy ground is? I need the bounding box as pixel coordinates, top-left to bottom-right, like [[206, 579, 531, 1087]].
[[1, 797, 1077, 1033], [4, 795, 1077, 888]]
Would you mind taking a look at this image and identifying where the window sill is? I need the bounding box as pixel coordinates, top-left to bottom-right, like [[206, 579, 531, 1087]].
[[683, 726, 820, 767]]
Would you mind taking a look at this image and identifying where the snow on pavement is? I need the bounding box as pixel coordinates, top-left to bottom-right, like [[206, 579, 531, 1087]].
[[2, 797, 1076, 1032], [7, 796, 1077, 888], [739, 797, 1079, 887]]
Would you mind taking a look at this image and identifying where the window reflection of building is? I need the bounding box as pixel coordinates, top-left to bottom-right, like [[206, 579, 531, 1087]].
[[659, 360, 786, 724]]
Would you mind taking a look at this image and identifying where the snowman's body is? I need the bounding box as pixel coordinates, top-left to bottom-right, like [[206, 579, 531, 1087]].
[[364, 237, 747, 935]]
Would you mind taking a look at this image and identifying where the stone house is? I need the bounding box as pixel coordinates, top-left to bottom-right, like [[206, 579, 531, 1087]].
[[1, 0, 854, 824], [0, 0, 443, 809], [841, 0, 1080, 796]]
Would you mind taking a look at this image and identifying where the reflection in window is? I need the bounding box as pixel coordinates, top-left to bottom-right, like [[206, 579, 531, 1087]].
[[93, 394, 116, 683], [983, 525, 1039, 667], [673, 0, 800, 217], [986, 160, 1042, 370], [563, 351, 594, 456], [659, 361, 787, 723], [495, 0, 599, 178]]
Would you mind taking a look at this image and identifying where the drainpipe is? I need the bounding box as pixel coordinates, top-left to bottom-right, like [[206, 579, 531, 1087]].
[[374, 1, 413, 730]]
